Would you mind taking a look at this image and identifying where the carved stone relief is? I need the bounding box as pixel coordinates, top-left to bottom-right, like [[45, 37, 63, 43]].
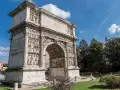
[[42, 30, 72, 43], [27, 29, 40, 65], [58, 41, 66, 50], [28, 33, 40, 53], [29, 9, 40, 24], [67, 43, 73, 53], [67, 43, 75, 66], [27, 54, 39, 65], [43, 37, 54, 48], [68, 58, 75, 66]]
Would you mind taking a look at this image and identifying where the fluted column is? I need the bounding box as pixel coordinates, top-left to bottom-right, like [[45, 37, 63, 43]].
[[8, 35, 13, 68], [23, 30, 28, 68], [73, 41, 78, 68], [40, 36, 45, 68], [66, 43, 69, 68], [74, 42, 78, 67]]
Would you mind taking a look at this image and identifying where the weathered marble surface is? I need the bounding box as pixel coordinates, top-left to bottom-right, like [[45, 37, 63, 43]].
[[6, 1, 80, 87]]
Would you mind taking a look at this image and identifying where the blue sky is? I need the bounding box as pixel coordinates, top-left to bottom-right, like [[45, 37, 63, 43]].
[[0, 0, 120, 62]]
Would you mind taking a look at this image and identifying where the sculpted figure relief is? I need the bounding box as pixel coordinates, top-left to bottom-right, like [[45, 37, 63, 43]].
[[27, 29, 40, 65], [27, 54, 39, 65], [28, 33, 40, 53], [43, 37, 54, 48]]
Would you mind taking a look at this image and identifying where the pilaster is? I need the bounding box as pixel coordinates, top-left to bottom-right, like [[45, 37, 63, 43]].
[[23, 29, 28, 68], [40, 35, 45, 69]]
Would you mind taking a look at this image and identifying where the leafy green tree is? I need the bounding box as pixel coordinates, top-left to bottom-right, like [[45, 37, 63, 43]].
[[77, 39, 89, 71], [88, 38, 105, 72], [104, 37, 120, 72]]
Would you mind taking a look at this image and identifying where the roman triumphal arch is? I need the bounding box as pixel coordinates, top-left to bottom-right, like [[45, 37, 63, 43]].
[[5, 1, 80, 86]]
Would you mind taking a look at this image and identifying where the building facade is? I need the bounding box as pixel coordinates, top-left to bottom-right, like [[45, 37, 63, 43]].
[[5, 1, 80, 86]]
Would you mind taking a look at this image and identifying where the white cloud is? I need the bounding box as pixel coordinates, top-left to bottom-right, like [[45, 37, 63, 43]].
[[0, 47, 9, 56], [0, 47, 9, 51], [108, 24, 120, 34], [80, 31, 88, 34], [0, 51, 9, 56], [41, 4, 71, 19], [0, 59, 8, 64]]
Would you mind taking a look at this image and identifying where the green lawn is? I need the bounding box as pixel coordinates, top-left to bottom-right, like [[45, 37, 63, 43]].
[[0, 87, 10, 90], [0, 80, 118, 90], [72, 80, 103, 90], [36, 80, 111, 90]]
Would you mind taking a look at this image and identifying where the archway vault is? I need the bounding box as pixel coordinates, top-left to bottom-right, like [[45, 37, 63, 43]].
[[44, 43, 66, 67], [44, 43, 66, 77], [46, 43, 65, 68]]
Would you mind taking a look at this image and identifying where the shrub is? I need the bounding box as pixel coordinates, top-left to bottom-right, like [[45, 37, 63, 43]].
[[50, 76, 74, 90], [99, 74, 120, 88]]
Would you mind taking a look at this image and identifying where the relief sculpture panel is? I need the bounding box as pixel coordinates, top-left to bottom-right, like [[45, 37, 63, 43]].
[[28, 33, 40, 53], [27, 54, 39, 65], [27, 29, 40, 65], [43, 37, 54, 48], [67, 43, 75, 66]]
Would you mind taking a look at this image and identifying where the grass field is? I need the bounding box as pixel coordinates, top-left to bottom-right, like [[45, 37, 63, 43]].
[[0, 80, 118, 90], [36, 80, 114, 90], [0, 87, 10, 90]]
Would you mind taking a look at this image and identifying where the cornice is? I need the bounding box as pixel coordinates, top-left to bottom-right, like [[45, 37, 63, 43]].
[[41, 26, 77, 40], [9, 22, 77, 40], [9, 1, 35, 17], [6, 68, 46, 72], [8, 1, 76, 28], [9, 21, 39, 33], [9, 22, 26, 33]]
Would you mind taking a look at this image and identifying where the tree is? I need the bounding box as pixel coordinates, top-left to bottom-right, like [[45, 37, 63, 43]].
[[88, 38, 105, 72], [77, 39, 89, 72], [104, 37, 120, 72]]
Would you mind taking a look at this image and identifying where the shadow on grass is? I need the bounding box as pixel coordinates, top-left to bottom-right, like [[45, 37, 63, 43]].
[[89, 85, 120, 90], [89, 85, 109, 89]]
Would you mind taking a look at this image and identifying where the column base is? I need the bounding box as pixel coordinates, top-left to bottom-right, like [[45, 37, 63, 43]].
[[68, 68, 80, 78], [67, 68, 81, 82], [5, 68, 47, 88]]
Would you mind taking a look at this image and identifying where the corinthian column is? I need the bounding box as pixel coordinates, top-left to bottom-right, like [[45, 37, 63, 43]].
[[24, 30, 28, 68], [40, 36, 45, 68], [74, 41, 78, 68]]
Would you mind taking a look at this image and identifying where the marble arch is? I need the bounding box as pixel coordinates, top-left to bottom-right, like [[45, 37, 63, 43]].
[[5, 1, 80, 87]]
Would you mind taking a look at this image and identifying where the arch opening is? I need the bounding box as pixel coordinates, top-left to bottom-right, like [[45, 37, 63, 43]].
[[44, 43, 66, 79]]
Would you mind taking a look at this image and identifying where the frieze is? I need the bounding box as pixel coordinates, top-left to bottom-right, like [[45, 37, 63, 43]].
[[67, 43, 73, 53], [58, 41, 66, 50], [27, 28, 40, 35], [42, 36, 54, 48], [28, 33, 40, 53], [29, 9, 40, 24], [68, 57, 75, 66], [27, 54, 39, 65], [41, 27, 75, 42]]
